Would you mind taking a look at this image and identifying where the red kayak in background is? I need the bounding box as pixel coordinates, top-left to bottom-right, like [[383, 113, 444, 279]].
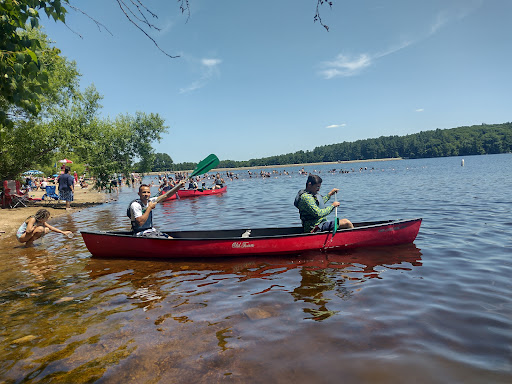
[[161, 186, 227, 201], [81, 218, 422, 259]]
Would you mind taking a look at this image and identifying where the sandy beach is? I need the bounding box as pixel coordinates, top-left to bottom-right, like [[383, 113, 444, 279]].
[[0, 187, 108, 240]]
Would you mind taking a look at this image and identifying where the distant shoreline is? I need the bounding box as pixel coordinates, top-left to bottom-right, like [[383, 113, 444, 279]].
[[217, 157, 403, 172], [149, 158, 403, 174]]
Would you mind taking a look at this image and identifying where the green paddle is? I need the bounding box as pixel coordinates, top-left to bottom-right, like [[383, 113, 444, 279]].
[[332, 192, 338, 237], [190, 154, 220, 178]]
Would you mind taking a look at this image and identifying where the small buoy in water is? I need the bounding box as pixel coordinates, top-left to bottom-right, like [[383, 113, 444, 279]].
[[461, 159, 465, 166]]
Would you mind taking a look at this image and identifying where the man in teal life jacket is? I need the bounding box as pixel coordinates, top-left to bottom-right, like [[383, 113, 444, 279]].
[[127, 181, 185, 237], [294, 174, 354, 233]]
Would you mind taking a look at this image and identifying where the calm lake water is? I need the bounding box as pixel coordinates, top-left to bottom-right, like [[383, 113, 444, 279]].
[[1, 154, 511, 383]]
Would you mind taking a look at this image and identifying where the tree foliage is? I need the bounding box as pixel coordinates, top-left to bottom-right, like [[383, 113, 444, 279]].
[[0, 0, 68, 127], [0, 27, 79, 180], [152, 153, 174, 172], [0, 28, 167, 184], [47, 86, 168, 188]]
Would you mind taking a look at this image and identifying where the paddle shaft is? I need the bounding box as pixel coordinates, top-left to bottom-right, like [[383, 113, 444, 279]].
[[333, 192, 338, 236], [335, 192, 338, 220], [155, 182, 184, 204]]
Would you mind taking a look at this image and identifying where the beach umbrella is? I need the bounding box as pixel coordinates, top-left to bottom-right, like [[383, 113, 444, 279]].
[[58, 159, 73, 164], [22, 170, 44, 175]]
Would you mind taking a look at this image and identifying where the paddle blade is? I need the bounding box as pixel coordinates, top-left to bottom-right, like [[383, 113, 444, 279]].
[[190, 154, 220, 177]]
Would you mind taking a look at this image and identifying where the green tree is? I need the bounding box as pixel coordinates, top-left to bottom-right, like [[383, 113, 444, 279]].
[[0, 28, 79, 180], [62, 89, 168, 188], [152, 153, 174, 172], [0, 0, 68, 127]]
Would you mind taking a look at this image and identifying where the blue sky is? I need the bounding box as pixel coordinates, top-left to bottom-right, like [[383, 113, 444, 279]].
[[42, 0, 511, 163]]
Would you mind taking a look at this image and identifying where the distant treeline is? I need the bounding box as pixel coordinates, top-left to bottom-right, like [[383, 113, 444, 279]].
[[172, 122, 511, 171]]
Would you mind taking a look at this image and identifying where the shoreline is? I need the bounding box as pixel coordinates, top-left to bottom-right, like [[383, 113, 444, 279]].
[[148, 157, 403, 174], [0, 188, 108, 240]]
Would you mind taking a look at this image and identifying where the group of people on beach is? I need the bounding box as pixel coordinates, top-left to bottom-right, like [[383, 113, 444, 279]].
[[24, 169, 92, 192]]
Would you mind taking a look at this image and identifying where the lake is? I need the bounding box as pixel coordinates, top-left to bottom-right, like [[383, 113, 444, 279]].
[[1, 154, 511, 383]]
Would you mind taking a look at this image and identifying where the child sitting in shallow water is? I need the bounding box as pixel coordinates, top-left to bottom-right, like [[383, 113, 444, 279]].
[[16, 209, 73, 247]]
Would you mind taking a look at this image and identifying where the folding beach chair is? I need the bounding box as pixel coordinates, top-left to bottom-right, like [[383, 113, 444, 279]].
[[42, 185, 60, 204], [2, 180, 29, 208]]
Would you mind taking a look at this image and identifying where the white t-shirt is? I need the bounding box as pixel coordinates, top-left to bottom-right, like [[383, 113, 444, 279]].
[[129, 197, 157, 221]]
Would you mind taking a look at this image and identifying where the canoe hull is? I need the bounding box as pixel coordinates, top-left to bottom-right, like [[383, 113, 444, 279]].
[[162, 186, 227, 201], [81, 218, 422, 259]]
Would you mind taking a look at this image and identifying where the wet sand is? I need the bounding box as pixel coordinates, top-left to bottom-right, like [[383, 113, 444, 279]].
[[0, 187, 108, 239]]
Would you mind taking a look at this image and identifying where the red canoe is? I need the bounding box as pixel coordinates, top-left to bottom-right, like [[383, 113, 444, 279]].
[[161, 186, 227, 201], [81, 218, 422, 259]]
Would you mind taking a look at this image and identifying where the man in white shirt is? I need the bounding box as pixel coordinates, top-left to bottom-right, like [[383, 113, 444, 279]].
[[128, 181, 184, 237]]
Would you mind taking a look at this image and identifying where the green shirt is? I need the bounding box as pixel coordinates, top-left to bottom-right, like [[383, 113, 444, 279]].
[[297, 192, 334, 232]]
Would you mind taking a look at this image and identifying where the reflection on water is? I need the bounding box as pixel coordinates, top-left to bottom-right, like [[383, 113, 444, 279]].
[[1, 154, 512, 383], [1, 240, 422, 382]]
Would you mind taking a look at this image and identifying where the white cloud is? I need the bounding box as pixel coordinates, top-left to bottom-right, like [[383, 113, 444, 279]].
[[415, 108, 424, 112], [375, 40, 413, 59], [430, 0, 482, 35], [326, 123, 347, 129], [202, 59, 221, 67], [319, 1, 482, 80], [180, 58, 222, 93], [319, 54, 371, 78]]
